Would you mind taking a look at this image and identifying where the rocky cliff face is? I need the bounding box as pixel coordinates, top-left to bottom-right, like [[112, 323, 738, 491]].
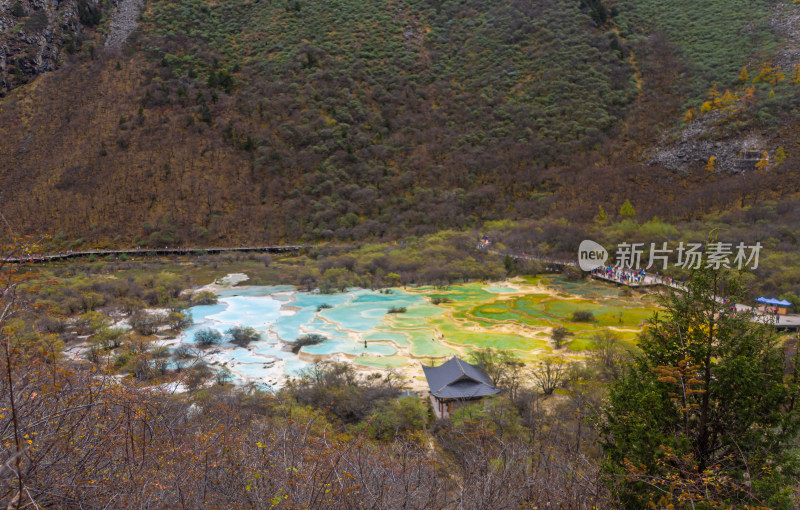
[[0, 0, 105, 95], [643, 2, 800, 175], [647, 112, 774, 174]]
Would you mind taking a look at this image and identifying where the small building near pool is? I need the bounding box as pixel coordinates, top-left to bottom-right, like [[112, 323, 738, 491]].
[[422, 356, 499, 419]]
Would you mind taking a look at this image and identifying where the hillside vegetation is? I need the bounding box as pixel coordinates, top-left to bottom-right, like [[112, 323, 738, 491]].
[[616, 0, 778, 97], [1, 0, 799, 246]]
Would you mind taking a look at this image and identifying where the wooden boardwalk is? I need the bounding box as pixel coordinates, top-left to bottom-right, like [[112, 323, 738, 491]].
[[591, 272, 800, 331], [507, 253, 800, 332], [591, 272, 684, 290], [1, 245, 304, 264]]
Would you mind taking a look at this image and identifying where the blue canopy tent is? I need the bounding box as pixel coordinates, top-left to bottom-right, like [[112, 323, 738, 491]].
[[755, 297, 792, 306], [756, 297, 792, 315]]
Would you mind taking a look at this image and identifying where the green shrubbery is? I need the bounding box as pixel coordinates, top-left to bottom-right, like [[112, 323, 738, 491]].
[[287, 362, 403, 424], [570, 310, 595, 322], [227, 326, 260, 347], [289, 334, 326, 354], [191, 290, 218, 305], [616, 0, 775, 97], [430, 297, 453, 305], [167, 311, 191, 331], [195, 328, 222, 346], [25, 268, 191, 316], [365, 396, 429, 441]]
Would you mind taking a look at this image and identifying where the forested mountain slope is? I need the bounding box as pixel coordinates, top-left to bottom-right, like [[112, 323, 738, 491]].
[[1, 0, 800, 245]]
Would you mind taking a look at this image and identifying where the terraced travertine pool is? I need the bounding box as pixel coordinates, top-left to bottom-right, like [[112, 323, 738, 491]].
[[177, 276, 661, 388]]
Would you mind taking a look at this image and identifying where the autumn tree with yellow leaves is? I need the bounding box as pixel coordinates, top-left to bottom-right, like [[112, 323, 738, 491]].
[[775, 146, 787, 165], [753, 62, 785, 85], [756, 150, 769, 173], [704, 156, 716, 172], [738, 65, 750, 83]]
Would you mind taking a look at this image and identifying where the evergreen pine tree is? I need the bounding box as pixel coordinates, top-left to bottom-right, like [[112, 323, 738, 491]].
[[602, 266, 800, 508]]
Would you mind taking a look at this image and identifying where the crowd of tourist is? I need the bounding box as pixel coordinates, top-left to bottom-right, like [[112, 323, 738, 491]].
[[591, 266, 686, 288], [591, 266, 651, 285]]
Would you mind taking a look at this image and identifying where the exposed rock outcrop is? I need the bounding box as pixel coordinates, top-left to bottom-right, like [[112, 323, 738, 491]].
[[647, 107, 773, 174], [648, 130, 772, 174], [0, 0, 106, 95], [104, 0, 142, 50], [770, 0, 800, 71], [645, 4, 797, 175]]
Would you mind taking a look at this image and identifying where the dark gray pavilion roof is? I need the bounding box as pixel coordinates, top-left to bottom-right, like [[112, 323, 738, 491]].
[[422, 357, 500, 399]]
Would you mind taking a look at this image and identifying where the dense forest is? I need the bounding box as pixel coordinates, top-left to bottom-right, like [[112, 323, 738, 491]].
[[1, 0, 800, 247]]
